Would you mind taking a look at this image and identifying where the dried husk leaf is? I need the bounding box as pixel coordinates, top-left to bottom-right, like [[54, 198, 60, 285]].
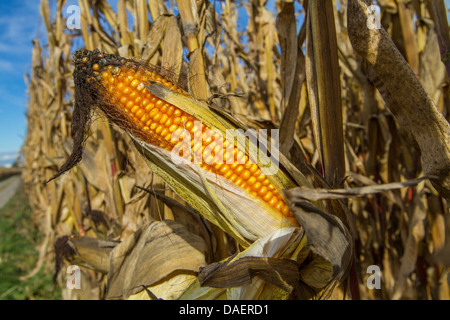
[[128, 273, 199, 300], [56, 236, 116, 274], [105, 220, 208, 300], [179, 227, 306, 300], [198, 256, 300, 293], [283, 194, 352, 286], [299, 255, 333, 289]]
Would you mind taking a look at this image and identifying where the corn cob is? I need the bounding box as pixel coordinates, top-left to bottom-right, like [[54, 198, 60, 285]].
[[72, 49, 293, 217]]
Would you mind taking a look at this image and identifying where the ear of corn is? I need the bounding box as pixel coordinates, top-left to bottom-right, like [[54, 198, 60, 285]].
[[72, 49, 307, 244], [133, 134, 293, 244], [92, 54, 294, 217]]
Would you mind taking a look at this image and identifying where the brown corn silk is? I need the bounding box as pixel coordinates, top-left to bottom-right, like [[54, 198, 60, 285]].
[[50, 49, 293, 218]]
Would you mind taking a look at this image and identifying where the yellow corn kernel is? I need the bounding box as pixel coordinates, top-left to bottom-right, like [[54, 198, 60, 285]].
[[135, 109, 144, 119], [241, 170, 251, 181], [153, 112, 163, 122]]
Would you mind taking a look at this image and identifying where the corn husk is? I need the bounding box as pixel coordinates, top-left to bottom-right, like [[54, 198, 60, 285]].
[[179, 227, 305, 300]]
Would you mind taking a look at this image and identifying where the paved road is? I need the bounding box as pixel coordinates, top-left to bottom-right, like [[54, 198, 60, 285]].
[[0, 175, 22, 209]]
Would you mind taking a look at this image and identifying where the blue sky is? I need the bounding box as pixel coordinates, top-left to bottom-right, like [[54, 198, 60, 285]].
[[0, 0, 447, 167], [0, 0, 41, 164]]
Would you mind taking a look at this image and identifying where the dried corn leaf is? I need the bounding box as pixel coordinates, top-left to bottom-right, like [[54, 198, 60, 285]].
[[288, 176, 431, 201], [106, 220, 208, 299], [129, 273, 199, 300], [283, 195, 352, 284], [276, 1, 298, 112], [299, 255, 333, 289], [198, 256, 300, 293], [180, 227, 305, 300], [140, 15, 170, 65], [55, 236, 116, 274], [136, 187, 215, 259], [161, 16, 183, 82], [392, 188, 427, 299]]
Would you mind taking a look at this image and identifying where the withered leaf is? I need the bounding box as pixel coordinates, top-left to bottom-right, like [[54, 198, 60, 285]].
[[283, 195, 352, 282], [55, 236, 117, 275], [198, 256, 300, 293], [106, 220, 208, 299], [287, 176, 432, 201]]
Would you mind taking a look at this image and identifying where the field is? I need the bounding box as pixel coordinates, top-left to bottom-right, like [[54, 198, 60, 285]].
[[0, 167, 22, 182], [0, 180, 60, 300], [14, 0, 450, 300]]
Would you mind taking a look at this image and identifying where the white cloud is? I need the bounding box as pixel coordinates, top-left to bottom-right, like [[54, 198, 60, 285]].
[[0, 152, 18, 167], [0, 1, 41, 55], [0, 153, 17, 162]]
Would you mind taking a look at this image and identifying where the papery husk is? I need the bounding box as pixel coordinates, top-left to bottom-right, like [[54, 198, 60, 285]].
[[105, 220, 208, 300], [179, 227, 306, 300], [177, 224, 344, 300], [128, 273, 199, 300]]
